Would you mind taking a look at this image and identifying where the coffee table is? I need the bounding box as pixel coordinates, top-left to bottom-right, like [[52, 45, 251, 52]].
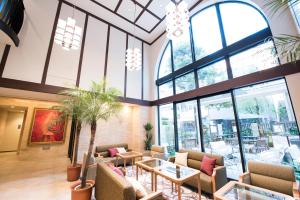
[[153, 163, 201, 200], [214, 181, 294, 200], [136, 158, 168, 191], [116, 151, 143, 171]]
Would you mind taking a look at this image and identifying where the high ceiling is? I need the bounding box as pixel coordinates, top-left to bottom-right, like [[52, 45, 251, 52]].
[[64, 0, 201, 44]]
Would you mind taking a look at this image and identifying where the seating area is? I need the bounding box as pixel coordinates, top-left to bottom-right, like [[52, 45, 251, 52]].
[[0, 0, 300, 200]]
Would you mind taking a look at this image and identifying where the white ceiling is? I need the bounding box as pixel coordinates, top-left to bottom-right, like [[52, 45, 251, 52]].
[[65, 0, 200, 44]]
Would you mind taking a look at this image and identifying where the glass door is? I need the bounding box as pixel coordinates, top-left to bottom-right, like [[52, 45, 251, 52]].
[[200, 93, 243, 179], [176, 100, 201, 151]]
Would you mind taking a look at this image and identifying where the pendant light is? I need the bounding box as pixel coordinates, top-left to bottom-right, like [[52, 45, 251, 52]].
[[166, 0, 190, 40], [54, 0, 82, 51], [126, 1, 142, 71]]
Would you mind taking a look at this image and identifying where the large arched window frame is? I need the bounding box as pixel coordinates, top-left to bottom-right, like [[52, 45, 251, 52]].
[[156, 1, 300, 181], [157, 1, 278, 99]]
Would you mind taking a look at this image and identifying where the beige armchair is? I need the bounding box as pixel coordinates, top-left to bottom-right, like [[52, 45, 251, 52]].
[[168, 149, 227, 195], [143, 145, 165, 160], [95, 162, 164, 200], [239, 160, 300, 198]]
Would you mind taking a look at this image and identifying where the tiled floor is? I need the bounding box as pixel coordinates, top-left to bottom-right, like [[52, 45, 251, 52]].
[[0, 152, 211, 200], [0, 152, 71, 200]]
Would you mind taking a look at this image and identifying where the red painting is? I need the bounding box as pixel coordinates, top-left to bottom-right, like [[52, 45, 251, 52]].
[[29, 108, 67, 145]]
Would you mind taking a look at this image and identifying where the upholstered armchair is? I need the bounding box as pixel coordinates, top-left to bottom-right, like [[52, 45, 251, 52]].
[[239, 160, 300, 199], [143, 145, 165, 160]]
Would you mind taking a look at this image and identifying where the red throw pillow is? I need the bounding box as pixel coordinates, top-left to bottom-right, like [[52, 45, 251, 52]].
[[108, 164, 124, 177], [200, 155, 216, 176], [108, 148, 118, 157]]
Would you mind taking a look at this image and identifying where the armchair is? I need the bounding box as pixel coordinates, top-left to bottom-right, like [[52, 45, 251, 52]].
[[143, 145, 165, 160], [239, 160, 300, 198]]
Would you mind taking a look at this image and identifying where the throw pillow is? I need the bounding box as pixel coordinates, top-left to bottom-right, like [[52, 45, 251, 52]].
[[116, 147, 127, 153], [108, 148, 118, 157], [200, 155, 216, 176], [175, 152, 188, 167], [125, 177, 148, 199], [108, 164, 124, 177]]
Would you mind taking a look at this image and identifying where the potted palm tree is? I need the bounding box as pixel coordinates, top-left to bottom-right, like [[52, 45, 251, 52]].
[[264, 0, 300, 62], [70, 81, 122, 200], [144, 122, 153, 151], [54, 87, 86, 182]]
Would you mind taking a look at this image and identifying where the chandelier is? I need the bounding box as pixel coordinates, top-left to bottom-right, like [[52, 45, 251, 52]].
[[126, 1, 141, 71], [166, 0, 190, 40], [54, 1, 82, 51]]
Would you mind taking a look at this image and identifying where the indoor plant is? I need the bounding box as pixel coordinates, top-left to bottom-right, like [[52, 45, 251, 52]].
[[54, 87, 86, 181], [264, 0, 300, 62], [144, 122, 153, 151], [71, 81, 122, 200]]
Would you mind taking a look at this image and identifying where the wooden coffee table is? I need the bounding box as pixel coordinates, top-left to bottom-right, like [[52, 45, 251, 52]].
[[214, 181, 294, 200], [153, 163, 201, 200], [136, 158, 168, 191], [116, 151, 143, 171]]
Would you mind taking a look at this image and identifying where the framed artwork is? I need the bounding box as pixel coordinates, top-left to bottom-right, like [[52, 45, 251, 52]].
[[29, 108, 67, 145]]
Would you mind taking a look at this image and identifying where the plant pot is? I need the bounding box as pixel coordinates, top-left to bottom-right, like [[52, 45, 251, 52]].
[[67, 164, 82, 182], [71, 180, 95, 200]]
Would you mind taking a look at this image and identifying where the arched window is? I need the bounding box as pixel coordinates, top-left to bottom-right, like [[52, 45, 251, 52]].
[[157, 1, 278, 98], [156, 2, 300, 181]]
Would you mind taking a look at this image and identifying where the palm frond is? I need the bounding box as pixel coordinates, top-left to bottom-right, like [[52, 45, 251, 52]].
[[264, 0, 300, 17], [274, 34, 300, 62]]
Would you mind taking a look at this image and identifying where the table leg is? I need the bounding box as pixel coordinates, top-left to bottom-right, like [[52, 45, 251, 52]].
[[178, 184, 182, 200], [197, 175, 201, 200], [124, 158, 126, 171], [151, 172, 154, 191], [154, 174, 157, 192], [171, 181, 173, 193], [132, 158, 134, 171], [136, 165, 139, 180]]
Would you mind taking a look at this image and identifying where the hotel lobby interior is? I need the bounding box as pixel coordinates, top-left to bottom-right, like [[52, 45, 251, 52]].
[[0, 0, 300, 199]]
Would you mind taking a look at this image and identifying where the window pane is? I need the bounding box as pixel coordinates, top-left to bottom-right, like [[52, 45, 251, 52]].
[[159, 104, 175, 155], [230, 41, 278, 78], [200, 93, 243, 179], [158, 43, 172, 78], [234, 79, 300, 180], [220, 3, 268, 45], [191, 6, 223, 60], [177, 100, 201, 151], [159, 81, 173, 99], [197, 60, 228, 87], [175, 72, 196, 94], [172, 32, 193, 70]]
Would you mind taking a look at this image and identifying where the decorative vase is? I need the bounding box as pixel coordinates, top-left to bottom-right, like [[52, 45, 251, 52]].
[[67, 164, 82, 182], [71, 180, 95, 200]]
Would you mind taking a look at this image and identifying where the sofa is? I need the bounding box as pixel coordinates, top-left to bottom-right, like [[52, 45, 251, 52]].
[[169, 149, 227, 195], [95, 162, 164, 200], [94, 143, 131, 166], [240, 160, 300, 198], [143, 145, 166, 160]]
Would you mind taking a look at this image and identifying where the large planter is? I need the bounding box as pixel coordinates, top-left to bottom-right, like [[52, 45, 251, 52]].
[[71, 180, 95, 200], [67, 164, 82, 182]]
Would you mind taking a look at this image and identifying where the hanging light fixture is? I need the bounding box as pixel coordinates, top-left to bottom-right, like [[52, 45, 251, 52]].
[[126, 1, 142, 71], [54, 1, 82, 51], [166, 0, 190, 40]]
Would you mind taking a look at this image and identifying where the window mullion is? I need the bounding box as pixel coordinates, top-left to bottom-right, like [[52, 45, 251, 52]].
[[216, 4, 227, 48], [170, 41, 176, 95]]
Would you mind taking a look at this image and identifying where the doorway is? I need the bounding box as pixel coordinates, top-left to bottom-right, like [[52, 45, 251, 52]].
[[0, 105, 27, 153]]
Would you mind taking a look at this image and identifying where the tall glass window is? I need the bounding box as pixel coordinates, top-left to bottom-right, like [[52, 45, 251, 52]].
[[230, 41, 278, 78], [234, 79, 300, 180], [172, 32, 193, 70], [219, 3, 268, 45], [158, 43, 172, 78], [159, 81, 173, 99], [176, 100, 201, 151], [191, 6, 223, 60], [159, 104, 175, 155], [197, 60, 228, 87], [200, 93, 243, 179], [175, 72, 196, 94]]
